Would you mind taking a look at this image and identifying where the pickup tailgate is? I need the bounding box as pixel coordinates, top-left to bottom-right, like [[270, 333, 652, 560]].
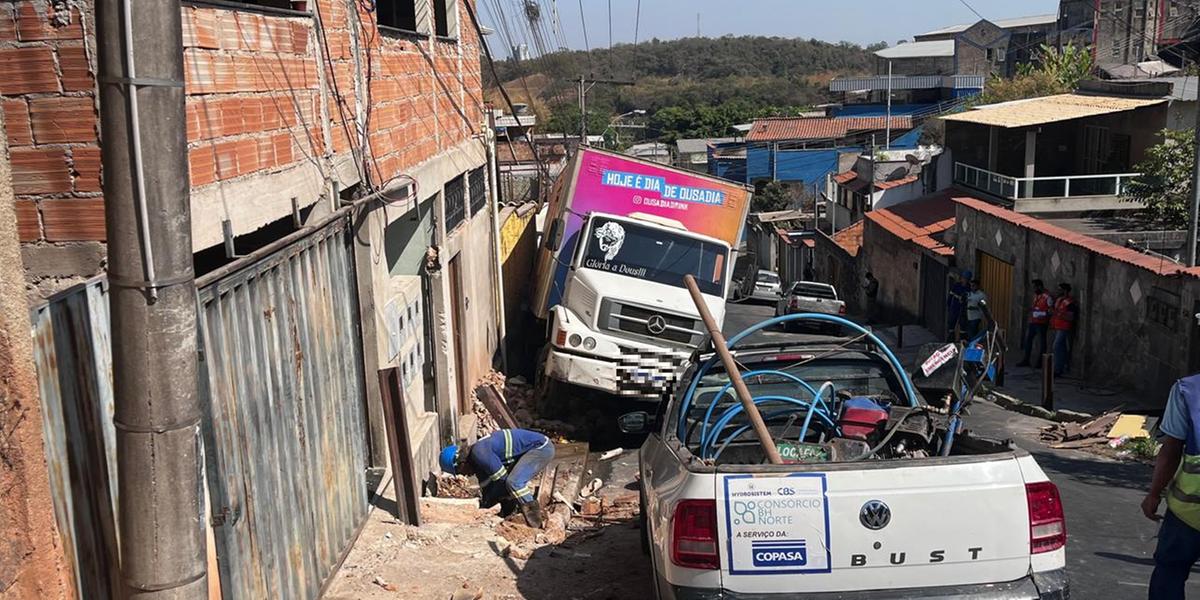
[[715, 457, 1031, 594], [791, 297, 843, 314]]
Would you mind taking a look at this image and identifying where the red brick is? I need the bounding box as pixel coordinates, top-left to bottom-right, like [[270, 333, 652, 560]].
[[15, 199, 39, 241], [57, 45, 94, 92], [15, 1, 83, 41], [241, 98, 264, 133], [11, 147, 70, 194], [291, 22, 309, 54], [256, 137, 275, 168], [212, 141, 237, 179], [234, 139, 259, 175], [211, 55, 238, 93], [184, 50, 215, 94], [189, 147, 216, 186], [3, 99, 32, 146], [190, 8, 220, 49], [273, 133, 295, 166], [260, 97, 283, 130], [217, 100, 244, 136], [71, 146, 101, 192], [0, 4, 16, 42], [42, 198, 105, 241], [30, 97, 96, 143], [216, 11, 240, 50], [0, 47, 58, 94]]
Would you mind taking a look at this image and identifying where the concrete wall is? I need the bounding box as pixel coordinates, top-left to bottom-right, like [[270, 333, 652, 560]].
[[877, 55, 954, 76], [861, 218, 923, 322], [955, 201, 1200, 400], [497, 204, 538, 375], [0, 109, 73, 599], [812, 230, 861, 314]]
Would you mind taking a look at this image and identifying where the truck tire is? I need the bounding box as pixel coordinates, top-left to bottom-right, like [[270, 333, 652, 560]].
[[533, 345, 564, 418]]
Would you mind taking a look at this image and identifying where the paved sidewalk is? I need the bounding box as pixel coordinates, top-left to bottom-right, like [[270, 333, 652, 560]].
[[871, 322, 1143, 417]]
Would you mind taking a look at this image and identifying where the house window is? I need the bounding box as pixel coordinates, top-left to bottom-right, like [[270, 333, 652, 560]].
[[444, 174, 466, 232], [377, 0, 419, 33], [433, 0, 457, 38], [468, 167, 487, 216]]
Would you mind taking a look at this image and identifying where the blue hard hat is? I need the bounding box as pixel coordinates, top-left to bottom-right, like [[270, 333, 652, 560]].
[[962, 270, 973, 280], [439, 445, 460, 475]]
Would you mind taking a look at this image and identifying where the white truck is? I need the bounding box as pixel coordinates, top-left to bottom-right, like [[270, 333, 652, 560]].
[[530, 148, 753, 399], [621, 317, 1069, 599]]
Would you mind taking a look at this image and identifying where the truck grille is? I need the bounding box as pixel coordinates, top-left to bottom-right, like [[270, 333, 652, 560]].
[[599, 299, 705, 346]]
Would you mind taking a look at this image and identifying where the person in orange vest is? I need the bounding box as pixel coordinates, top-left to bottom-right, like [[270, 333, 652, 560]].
[[1016, 279, 1053, 367], [1049, 283, 1078, 377]]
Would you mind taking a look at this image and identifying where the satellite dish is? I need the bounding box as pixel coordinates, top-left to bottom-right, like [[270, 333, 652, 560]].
[[905, 154, 921, 164]]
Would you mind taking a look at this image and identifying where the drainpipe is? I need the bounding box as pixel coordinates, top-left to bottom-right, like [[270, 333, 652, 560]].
[[96, 0, 207, 597], [486, 113, 508, 372]]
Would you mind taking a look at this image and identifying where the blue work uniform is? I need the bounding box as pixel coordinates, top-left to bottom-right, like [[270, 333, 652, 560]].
[[470, 428, 554, 505], [1151, 375, 1200, 599]]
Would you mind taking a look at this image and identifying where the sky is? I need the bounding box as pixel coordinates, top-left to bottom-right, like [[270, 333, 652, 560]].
[[480, 0, 1059, 57]]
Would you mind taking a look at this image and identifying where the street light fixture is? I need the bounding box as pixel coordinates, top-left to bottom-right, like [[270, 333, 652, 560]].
[[603, 109, 647, 148]]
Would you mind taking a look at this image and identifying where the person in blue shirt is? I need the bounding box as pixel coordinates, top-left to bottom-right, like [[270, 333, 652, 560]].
[[1143, 374, 1200, 599], [440, 428, 555, 528]]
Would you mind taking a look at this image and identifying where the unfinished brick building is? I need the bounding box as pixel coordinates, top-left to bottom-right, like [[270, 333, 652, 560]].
[[5, 1, 502, 596]]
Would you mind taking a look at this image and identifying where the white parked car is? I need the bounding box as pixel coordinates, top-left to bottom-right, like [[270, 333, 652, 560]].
[[775, 281, 846, 332], [752, 270, 782, 300], [621, 316, 1068, 599]]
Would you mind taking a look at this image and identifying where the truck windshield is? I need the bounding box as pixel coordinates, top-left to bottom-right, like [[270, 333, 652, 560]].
[[581, 217, 727, 295]]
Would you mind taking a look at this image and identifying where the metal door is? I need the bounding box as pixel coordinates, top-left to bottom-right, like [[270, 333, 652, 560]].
[[197, 217, 370, 599], [920, 255, 948, 340], [976, 251, 1015, 334]]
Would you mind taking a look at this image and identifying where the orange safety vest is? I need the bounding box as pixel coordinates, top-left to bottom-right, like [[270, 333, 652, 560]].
[[1030, 292, 1052, 324], [1050, 296, 1075, 331]]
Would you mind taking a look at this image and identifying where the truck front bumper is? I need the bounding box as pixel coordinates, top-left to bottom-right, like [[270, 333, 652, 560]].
[[545, 346, 684, 399], [667, 568, 1068, 600]]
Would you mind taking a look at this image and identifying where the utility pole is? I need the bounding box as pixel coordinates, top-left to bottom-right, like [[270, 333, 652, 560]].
[[574, 76, 635, 148], [97, 0, 207, 598], [885, 60, 893, 150], [1190, 68, 1200, 265]]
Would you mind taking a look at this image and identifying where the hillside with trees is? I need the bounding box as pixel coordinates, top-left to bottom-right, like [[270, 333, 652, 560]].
[[488, 36, 884, 142]]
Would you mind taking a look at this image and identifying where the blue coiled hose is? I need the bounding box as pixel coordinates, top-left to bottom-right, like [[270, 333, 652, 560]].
[[677, 313, 920, 441]]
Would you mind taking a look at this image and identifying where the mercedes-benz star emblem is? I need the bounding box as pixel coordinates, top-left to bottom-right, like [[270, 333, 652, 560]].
[[646, 314, 668, 335], [860, 500, 891, 530]]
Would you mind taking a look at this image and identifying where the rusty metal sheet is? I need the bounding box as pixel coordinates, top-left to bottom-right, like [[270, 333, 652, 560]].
[[198, 217, 370, 600], [30, 278, 121, 598]]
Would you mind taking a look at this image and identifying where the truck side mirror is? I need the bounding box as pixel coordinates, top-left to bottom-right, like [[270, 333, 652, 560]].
[[617, 411, 654, 434], [547, 218, 564, 252]]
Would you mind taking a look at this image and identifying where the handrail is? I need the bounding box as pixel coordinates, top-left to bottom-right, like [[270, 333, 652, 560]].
[[953, 161, 1140, 199]]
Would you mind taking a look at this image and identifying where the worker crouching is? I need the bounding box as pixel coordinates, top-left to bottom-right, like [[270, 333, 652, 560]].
[[440, 428, 556, 529]]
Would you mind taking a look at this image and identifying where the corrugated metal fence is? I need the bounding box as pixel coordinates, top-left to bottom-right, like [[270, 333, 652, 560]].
[[30, 215, 371, 599]]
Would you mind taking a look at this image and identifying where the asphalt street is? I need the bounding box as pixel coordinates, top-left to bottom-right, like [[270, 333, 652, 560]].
[[722, 300, 1188, 599]]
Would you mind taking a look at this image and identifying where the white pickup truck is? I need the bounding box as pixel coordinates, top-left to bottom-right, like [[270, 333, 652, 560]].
[[621, 319, 1068, 599], [775, 281, 846, 332]]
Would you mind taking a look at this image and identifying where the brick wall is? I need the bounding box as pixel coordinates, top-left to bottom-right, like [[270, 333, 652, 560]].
[[6, 0, 485, 297]]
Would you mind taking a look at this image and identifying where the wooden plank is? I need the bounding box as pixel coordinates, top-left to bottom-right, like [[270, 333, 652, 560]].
[[476, 384, 519, 429], [380, 367, 422, 526]]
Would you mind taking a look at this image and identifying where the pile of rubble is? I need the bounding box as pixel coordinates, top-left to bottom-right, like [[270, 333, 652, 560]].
[[472, 370, 595, 439], [1039, 411, 1122, 449]]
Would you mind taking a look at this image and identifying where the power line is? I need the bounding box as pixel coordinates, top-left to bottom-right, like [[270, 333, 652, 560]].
[[634, 0, 641, 44], [956, 0, 986, 22], [578, 0, 593, 74]]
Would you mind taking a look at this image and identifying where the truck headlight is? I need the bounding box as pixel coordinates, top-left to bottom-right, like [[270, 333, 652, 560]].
[[583, 336, 596, 350], [568, 333, 582, 347]]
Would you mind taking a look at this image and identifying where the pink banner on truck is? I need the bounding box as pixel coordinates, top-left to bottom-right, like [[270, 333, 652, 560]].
[[571, 151, 750, 246]]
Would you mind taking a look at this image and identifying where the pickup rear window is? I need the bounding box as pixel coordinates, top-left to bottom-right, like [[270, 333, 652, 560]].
[[791, 283, 837, 300]]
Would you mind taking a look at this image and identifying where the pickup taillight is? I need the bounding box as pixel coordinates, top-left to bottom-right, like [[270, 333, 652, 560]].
[[671, 499, 719, 570], [1026, 481, 1066, 553]]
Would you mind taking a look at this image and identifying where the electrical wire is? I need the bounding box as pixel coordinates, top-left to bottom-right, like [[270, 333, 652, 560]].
[[955, 0, 986, 22], [578, 0, 593, 74], [633, 0, 641, 45]]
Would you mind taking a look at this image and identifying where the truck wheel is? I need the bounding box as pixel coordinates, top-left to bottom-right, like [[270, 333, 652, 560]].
[[533, 346, 563, 419]]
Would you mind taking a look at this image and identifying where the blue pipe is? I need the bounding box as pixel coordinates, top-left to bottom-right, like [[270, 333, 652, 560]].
[[677, 313, 919, 439], [702, 395, 838, 459], [710, 407, 815, 461], [697, 370, 821, 447]]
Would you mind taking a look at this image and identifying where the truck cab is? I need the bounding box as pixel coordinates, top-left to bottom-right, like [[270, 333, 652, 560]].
[[542, 212, 733, 399]]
